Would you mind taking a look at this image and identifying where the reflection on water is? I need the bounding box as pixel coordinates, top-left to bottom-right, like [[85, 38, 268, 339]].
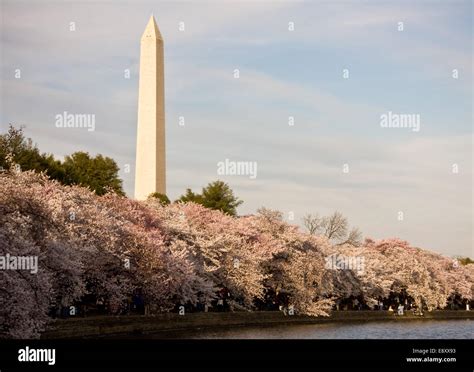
[[151, 320, 473, 339]]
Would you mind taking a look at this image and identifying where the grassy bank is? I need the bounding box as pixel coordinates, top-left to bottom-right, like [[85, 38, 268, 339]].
[[42, 310, 474, 339]]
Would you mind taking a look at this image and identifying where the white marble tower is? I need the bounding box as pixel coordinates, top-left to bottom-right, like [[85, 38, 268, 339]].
[[135, 15, 166, 200]]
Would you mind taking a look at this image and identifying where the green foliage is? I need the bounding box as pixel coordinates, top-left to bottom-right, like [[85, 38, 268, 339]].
[[177, 188, 202, 204], [0, 125, 66, 181], [201, 180, 243, 216], [148, 192, 170, 206], [1, 125, 124, 196], [177, 180, 243, 216], [63, 152, 124, 196], [456, 257, 474, 266]]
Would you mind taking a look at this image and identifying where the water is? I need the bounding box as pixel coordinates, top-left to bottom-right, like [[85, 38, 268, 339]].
[[152, 320, 473, 339]]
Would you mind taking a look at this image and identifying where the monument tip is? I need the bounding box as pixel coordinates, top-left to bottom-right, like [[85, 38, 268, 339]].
[[142, 14, 162, 40]]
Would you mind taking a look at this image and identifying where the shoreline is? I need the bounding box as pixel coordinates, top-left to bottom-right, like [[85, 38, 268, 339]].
[[42, 310, 474, 339]]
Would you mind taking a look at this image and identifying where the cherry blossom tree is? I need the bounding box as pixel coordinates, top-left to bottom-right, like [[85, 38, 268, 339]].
[[1, 167, 473, 339], [253, 208, 334, 316]]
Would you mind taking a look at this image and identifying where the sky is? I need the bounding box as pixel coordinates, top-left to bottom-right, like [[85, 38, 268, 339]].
[[0, 0, 472, 258]]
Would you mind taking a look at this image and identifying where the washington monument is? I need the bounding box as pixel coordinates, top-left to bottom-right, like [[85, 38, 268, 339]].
[[135, 15, 166, 200]]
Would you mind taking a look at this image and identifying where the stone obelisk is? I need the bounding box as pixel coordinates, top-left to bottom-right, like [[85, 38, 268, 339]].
[[135, 15, 166, 200]]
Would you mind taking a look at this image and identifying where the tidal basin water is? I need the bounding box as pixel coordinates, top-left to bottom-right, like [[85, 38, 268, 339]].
[[154, 320, 473, 339]]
